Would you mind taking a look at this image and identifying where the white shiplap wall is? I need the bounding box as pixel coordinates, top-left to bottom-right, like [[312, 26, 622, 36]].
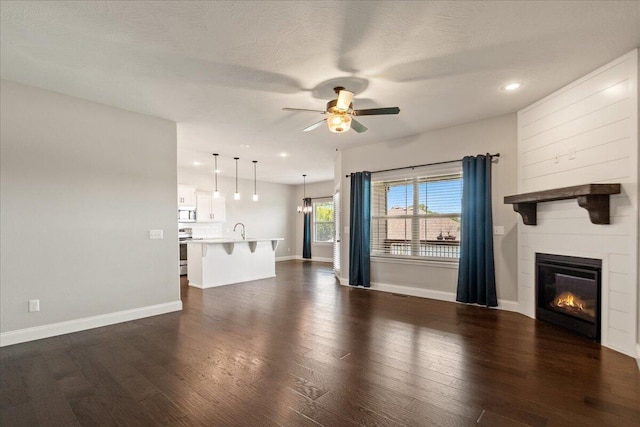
[[516, 50, 638, 357]]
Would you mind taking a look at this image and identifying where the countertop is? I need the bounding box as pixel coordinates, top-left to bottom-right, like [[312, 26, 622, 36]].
[[185, 237, 284, 244]]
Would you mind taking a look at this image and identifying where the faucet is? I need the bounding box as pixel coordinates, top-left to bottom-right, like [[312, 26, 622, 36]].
[[233, 222, 246, 240]]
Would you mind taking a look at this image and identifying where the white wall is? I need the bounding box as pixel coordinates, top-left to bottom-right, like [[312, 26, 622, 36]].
[[177, 170, 297, 259], [293, 180, 335, 261], [339, 114, 518, 304], [0, 80, 180, 344], [516, 50, 638, 357]]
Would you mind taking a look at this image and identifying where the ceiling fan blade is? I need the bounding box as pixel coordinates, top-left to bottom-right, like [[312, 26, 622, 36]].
[[336, 90, 354, 111], [350, 118, 368, 133], [303, 119, 327, 132], [352, 107, 400, 116], [283, 108, 326, 114]]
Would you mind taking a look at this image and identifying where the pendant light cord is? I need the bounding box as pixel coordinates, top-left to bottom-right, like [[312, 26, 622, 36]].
[[253, 161, 257, 194], [234, 157, 239, 193], [213, 153, 218, 192]]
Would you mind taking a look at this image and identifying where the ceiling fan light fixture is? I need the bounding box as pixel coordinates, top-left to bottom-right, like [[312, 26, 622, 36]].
[[336, 89, 354, 111], [283, 86, 398, 134], [327, 114, 351, 133]]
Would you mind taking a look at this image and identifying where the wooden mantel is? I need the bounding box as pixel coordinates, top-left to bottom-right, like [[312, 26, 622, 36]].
[[504, 184, 621, 225]]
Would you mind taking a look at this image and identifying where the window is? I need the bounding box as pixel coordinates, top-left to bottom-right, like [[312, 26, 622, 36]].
[[371, 165, 462, 260], [313, 199, 334, 243]]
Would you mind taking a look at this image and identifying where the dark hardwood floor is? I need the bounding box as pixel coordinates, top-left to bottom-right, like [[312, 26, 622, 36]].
[[2, 261, 639, 426]]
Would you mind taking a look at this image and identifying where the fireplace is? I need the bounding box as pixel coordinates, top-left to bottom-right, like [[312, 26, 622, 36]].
[[535, 253, 601, 341]]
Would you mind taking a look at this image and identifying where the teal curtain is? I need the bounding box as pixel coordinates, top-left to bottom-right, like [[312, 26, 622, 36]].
[[456, 155, 497, 307], [349, 172, 371, 287], [302, 198, 312, 259]]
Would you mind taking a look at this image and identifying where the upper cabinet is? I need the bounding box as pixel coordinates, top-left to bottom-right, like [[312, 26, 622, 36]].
[[178, 184, 196, 208], [196, 192, 226, 222]]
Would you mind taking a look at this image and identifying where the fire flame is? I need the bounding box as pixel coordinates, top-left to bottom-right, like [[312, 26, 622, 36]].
[[553, 292, 586, 311]]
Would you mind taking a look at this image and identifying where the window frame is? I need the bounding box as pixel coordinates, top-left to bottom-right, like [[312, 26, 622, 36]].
[[370, 168, 462, 263], [312, 198, 335, 244]]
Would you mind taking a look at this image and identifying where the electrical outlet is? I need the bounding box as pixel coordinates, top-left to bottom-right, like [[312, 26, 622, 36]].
[[29, 299, 40, 312], [149, 229, 163, 239], [493, 226, 505, 235]]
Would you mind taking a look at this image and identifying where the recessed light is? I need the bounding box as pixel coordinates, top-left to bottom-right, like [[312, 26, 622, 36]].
[[240, 144, 251, 148], [501, 82, 523, 91], [214, 169, 221, 174], [193, 161, 201, 166], [279, 152, 289, 158]]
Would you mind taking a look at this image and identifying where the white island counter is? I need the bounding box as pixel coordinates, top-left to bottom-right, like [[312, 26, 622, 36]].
[[186, 238, 283, 288]]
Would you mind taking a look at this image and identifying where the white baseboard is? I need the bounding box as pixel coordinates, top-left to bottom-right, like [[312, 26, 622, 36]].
[[189, 275, 276, 289], [371, 281, 457, 303], [495, 299, 520, 312], [276, 255, 297, 262], [338, 278, 519, 312], [636, 344, 640, 371], [0, 300, 183, 347]]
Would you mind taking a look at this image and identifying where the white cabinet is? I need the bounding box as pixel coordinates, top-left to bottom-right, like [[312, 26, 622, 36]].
[[178, 185, 196, 208], [196, 192, 226, 222]]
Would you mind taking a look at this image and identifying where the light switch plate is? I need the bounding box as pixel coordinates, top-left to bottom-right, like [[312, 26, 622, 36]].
[[29, 299, 40, 312], [493, 226, 504, 236], [149, 229, 164, 239]]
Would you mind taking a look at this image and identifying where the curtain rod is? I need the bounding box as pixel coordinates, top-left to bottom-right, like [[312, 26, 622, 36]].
[[302, 195, 332, 200], [345, 153, 500, 178]]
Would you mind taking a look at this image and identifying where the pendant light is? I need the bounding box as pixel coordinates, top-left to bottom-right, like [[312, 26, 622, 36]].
[[297, 174, 312, 213], [304, 174, 312, 213], [212, 153, 220, 199], [297, 174, 305, 213], [233, 157, 240, 200], [252, 160, 259, 202]]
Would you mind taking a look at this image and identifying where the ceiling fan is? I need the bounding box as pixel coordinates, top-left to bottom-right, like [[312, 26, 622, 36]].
[[283, 87, 400, 134]]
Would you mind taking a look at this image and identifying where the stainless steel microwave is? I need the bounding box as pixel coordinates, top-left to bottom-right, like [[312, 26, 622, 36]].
[[178, 208, 196, 223]]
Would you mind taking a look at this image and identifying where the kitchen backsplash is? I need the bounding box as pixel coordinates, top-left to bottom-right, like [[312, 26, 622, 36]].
[[184, 223, 223, 239]]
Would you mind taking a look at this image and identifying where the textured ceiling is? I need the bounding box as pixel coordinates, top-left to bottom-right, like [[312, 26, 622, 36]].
[[1, 1, 639, 184]]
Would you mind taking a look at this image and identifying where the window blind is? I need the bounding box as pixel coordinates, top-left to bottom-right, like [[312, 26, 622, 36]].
[[371, 165, 463, 260]]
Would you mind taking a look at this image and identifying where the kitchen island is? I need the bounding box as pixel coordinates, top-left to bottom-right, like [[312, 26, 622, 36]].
[[186, 238, 283, 288]]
